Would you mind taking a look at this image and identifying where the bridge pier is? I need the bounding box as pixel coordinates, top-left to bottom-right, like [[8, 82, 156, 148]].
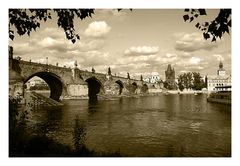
[[66, 84, 88, 98]]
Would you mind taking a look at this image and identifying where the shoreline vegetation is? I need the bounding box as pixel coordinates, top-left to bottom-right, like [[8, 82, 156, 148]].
[[9, 97, 122, 157]]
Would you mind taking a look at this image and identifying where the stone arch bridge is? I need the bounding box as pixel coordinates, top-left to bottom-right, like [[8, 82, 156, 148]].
[[9, 59, 159, 101]]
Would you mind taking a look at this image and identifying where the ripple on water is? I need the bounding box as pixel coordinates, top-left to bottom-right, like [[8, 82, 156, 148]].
[[23, 95, 231, 156]]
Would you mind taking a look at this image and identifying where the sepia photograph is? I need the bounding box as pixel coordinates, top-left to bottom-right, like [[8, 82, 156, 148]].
[[8, 8, 231, 157]]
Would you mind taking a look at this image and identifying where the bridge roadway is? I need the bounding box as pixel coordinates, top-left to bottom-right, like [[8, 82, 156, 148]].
[[9, 59, 159, 102]]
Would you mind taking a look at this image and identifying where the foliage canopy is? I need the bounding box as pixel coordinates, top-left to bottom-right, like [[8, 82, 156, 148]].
[[9, 9, 231, 45], [183, 9, 231, 42], [9, 9, 95, 43]]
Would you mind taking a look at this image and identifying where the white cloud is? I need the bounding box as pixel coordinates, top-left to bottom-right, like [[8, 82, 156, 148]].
[[39, 37, 58, 47], [124, 46, 159, 56], [213, 54, 224, 61], [166, 53, 177, 58], [189, 57, 201, 65], [174, 32, 219, 52], [95, 9, 127, 17], [84, 21, 111, 37]]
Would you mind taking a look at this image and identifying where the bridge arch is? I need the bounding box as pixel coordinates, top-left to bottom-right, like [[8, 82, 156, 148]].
[[131, 82, 138, 93], [85, 77, 104, 100], [115, 80, 124, 95], [24, 72, 65, 101], [141, 84, 148, 93]]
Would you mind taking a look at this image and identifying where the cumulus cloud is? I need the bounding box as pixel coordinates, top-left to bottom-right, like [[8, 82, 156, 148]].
[[11, 42, 34, 56], [124, 46, 159, 56], [213, 54, 224, 61], [84, 21, 111, 37], [166, 53, 177, 58], [95, 9, 127, 18], [174, 32, 219, 52], [189, 57, 201, 65], [92, 9, 128, 22], [10, 26, 111, 70]]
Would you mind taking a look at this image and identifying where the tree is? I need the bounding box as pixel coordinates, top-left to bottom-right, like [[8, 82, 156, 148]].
[[182, 72, 193, 90], [9, 9, 95, 43], [163, 81, 177, 90], [177, 74, 185, 91], [9, 9, 130, 44], [192, 72, 206, 90], [177, 72, 193, 90], [183, 9, 231, 42], [9, 9, 228, 44], [178, 72, 206, 91]]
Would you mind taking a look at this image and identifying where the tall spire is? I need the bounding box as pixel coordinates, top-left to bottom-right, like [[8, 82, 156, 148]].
[[167, 64, 172, 71], [219, 60, 223, 69]]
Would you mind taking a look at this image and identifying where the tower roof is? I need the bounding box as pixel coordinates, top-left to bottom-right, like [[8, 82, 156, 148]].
[[167, 64, 172, 71]]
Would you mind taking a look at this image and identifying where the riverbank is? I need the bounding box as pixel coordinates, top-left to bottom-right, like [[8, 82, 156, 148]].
[[164, 90, 208, 94], [207, 91, 231, 105]]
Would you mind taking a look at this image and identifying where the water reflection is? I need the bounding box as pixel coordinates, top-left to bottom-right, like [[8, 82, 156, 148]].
[[15, 94, 230, 157], [72, 116, 86, 152], [88, 98, 99, 115], [30, 106, 64, 135]]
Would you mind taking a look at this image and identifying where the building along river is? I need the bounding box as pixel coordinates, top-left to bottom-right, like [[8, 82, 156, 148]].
[[12, 93, 231, 157]]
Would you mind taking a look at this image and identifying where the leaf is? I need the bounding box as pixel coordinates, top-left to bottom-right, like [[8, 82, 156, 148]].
[[198, 9, 206, 15], [9, 34, 14, 40], [203, 33, 210, 40], [194, 14, 199, 18], [71, 38, 76, 44], [225, 26, 229, 34], [190, 16, 194, 22], [183, 15, 189, 22], [195, 23, 200, 28], [227, 20, 231, 27], [212, 36, 216, 42]]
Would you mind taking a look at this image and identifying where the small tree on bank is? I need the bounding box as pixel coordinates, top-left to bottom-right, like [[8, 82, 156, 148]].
[[177, 72, 206, 91]]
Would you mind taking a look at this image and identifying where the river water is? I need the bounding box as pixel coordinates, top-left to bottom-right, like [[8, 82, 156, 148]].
[[25, 93, 231, 157]]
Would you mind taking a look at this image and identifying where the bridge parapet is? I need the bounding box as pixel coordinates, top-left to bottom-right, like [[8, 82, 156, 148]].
[[10, 59, 161, 101]]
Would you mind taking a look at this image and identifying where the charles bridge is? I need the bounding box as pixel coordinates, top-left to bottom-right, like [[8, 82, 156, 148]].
[[9, 58, 161, 102]]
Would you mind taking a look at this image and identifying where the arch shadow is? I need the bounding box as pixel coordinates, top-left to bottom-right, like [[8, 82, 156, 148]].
[[115, 80, 124, 95], [141, 84, 149, 93], [85, 77, 104, 101], [24, 72, 65, 101], [131, 82, 138, 93]]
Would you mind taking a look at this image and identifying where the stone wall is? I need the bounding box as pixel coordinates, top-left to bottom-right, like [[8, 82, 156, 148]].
[[67, 84, 88, 96]]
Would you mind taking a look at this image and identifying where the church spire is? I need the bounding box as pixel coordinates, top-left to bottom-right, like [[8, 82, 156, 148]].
[[219, 60, 223, 69], [167, 64, 172, 71]]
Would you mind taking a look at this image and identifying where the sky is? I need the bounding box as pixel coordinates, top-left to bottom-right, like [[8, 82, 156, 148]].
[[9, 9, 231, 80]]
